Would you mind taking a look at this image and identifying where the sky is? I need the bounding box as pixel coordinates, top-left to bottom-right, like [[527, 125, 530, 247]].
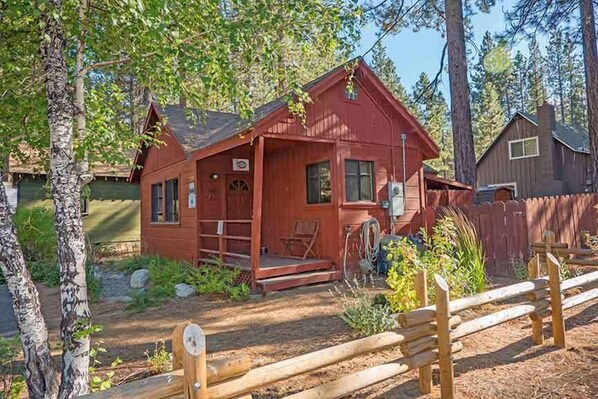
[[355, 0, 546, 96]]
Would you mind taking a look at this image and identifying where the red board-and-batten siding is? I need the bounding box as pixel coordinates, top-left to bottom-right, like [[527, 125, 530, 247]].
[[139, 65, 436, 273]]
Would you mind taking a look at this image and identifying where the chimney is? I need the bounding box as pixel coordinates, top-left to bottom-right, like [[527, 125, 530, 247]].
[[536, 102, 557, 183]]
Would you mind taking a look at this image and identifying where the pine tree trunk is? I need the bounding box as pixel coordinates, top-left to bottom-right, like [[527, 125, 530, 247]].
[[0, 182, 59, 398], [444, 0, 477, 187], [40, 1, 92, 397], [581, 0, 598, 192]]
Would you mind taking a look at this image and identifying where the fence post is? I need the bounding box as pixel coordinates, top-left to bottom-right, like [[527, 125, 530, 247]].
[[546, 253, 566, 348], [183, 324, 208, 399], [173, 321, 191, 370], [415, 270, 432, 394], [434, 274, 455, 399], [541, 230, 555, 274], [527, 255, 544, 345]]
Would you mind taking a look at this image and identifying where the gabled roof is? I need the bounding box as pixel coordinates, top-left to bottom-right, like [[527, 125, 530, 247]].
[[518, 112, 589, 153], [153, 105, 243, 154], [134, 58, 439, 176], [477, 111, 590, 165]]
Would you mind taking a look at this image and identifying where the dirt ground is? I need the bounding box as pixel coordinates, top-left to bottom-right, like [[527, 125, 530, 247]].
[[37, 280, 597, 399]]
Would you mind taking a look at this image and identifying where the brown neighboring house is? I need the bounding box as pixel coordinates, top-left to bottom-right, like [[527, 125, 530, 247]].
[[477, 102, 592, 199]]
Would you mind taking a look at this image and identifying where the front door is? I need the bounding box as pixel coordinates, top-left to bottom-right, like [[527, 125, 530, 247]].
[[225, 174, 253, 254]]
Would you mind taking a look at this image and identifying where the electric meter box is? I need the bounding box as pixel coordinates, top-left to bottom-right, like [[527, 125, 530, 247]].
[[388, 181, 405, 216]]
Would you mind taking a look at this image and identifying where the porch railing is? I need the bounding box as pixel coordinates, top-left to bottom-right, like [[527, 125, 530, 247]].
[[197, 219, 252, 261]]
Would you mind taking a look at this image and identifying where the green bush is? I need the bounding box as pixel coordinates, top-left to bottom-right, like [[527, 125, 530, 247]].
[[0, 207, 58, 285], [12, 207, 57, 263], [385, 209, 487, 313], [185, 263, 250, 301], [113, 255, 156, 274], [332, 280, 396, 337]]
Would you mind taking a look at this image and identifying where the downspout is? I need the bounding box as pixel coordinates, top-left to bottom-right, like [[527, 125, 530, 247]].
[[401, 132, 407, 216]]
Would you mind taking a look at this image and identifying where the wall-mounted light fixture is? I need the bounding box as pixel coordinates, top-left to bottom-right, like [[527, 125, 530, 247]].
[[209, 172, 219, 180]]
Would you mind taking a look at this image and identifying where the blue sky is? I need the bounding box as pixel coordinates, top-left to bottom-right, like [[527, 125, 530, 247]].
[[355, 0, 545, 96]]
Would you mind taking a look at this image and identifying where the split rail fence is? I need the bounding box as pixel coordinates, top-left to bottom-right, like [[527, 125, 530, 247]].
[[83, 255, 598, 399]]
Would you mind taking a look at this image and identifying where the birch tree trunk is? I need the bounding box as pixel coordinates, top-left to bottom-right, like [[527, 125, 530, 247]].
[[0, 181, 59, 398], [444, 0, 477, 187], [580, 0, 598, 192], [40, 1, 92, 397]]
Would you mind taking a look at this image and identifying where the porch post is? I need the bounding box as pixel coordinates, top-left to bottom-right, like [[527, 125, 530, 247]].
[[250, 135, 265, 291]]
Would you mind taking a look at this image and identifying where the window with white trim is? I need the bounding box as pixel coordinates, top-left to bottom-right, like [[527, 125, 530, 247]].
[[509, 137, 539, 160]]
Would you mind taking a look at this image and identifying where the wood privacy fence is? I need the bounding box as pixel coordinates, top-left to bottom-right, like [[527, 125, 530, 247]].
[[426, 193, 598, 276], [83, 256, 598, 399]]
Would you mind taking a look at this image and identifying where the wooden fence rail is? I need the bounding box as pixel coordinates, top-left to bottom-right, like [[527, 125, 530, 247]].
[[85, 252, 598, 399]]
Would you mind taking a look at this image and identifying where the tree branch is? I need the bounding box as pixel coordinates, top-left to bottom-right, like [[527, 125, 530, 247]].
[[82, 31, 207, 74], [361, 0, 424, 58], [413, 41, 448, 104]]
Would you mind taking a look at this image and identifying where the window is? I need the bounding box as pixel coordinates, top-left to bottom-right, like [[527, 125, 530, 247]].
[[151, 182, 163, 222], [81, 197, 89, 216], [344, 85, 358, 101], [306, 161, 331, 204], [152, 179, 180, 223], [509, 137, 539, 160], [165, 178, 179, 222], [345, 160, 374, 202]]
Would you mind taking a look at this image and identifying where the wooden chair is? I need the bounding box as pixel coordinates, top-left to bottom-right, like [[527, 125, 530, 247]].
[[280, 220, 320, 260]]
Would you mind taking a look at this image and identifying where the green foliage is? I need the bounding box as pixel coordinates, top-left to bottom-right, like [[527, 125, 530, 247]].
[[148, 257, 191, 297], [113, 255, 154, 274], [127, 290, 162, 314], [331, 280, 396, 337], [511, 256, 528, 281], [12, 207, 56, 263], [145, 341, 171, 374], [410, 73, 454, 178], [125, 256, 250, 312], [87, 325, 123, 392], [370, 42, 408, 103], [185, 263, 250, 301], [0, 336, 25, 399], [385, 210, 487, 313], [86, 263, 103, 303], [474, 81, 505, 157]]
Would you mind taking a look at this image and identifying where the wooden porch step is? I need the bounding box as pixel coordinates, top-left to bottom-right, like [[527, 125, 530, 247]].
[[255, 259, 333, 279], [257, 270, 341, 294]]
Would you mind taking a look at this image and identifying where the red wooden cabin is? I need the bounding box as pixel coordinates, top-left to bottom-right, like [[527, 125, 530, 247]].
[[130, 59, 440, 292]]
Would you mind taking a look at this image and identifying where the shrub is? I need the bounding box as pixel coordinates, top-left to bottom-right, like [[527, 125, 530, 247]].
[[145, 341, 171, 374], [12, 207, 57, 263], [185, 262, 250, 301], [385, 209, 487, 313], [332, 280, 396, 337], [113, 255, 156, 274]]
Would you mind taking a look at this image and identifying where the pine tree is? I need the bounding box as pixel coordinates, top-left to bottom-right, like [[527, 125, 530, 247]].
[[474, 82, 505, 157], [526, 37, 547, 112], [471, 31, 496, 105], [512, 51, 528, 111], [488, 41, 516, 118], [562, 34, 587, 127], [546, 29, 568, 122], [371, 42, 409, 103], [411, 73, 454, 177]]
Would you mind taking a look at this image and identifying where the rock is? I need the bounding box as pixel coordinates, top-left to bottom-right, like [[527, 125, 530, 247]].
[[175, 283, 195, 298], [130, 269, 150, 288]]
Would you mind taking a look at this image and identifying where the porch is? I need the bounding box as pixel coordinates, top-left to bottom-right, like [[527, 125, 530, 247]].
[[195, 136, 340, 293]]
